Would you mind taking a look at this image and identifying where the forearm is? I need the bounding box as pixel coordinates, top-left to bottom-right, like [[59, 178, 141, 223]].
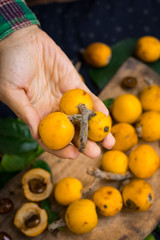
[[0, 0, 39, 40]]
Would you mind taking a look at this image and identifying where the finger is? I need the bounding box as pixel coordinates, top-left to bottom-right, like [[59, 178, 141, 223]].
[[73, 127, 101, 159], [83, 140, 101, 159], [0, 87, 40, 140], [101, 132, 115, 149], [38, 139, 79, 159], [90, 93, 109, 116]]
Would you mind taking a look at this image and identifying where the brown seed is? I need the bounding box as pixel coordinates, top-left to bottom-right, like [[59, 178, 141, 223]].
[[25, 214, 40, 228], [0, 199, 13, 214], [121, 77, 137, 89], [29, 178, 46, 194], [0, 232, 12, 240]]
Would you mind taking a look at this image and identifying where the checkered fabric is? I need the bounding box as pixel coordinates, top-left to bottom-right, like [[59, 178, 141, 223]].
[[0, 0, 39, 40]]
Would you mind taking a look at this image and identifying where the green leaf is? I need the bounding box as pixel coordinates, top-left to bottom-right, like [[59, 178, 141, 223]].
[[89, 38, 137, 89], [0, 118, 38, 154], [103, 98, 114, 108], [0, 146, 43, 172], [36, 146, 44, 156], [0, 165, 5, 172], [32, 160, 52, 177], [1, 151, 36, 172], [144, 234, 155, 240], [41, 199, 58, 224]]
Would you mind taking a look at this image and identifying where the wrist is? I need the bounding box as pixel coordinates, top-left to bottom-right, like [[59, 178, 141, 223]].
[[0, 25, 39, 50]]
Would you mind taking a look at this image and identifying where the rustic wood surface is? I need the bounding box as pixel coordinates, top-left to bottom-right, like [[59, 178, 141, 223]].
[[0, 57, 160, 240]]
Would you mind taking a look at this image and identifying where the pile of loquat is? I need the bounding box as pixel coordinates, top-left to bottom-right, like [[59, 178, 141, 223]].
[[90, 83, 160, 230], [15, 82, 160, 236], [14, 83, 160, 237]]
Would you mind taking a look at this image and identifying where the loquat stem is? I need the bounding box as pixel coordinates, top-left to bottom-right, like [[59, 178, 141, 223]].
[[82, 178, 100, 195], [78, 104, 94, 152], [87, 167, 133, 181], [144, 77, 154, 86], [78, 104, 89, 152], [48, 219, 66, 232], [67, 114, 82, 123], [68, 104, 95, 152]]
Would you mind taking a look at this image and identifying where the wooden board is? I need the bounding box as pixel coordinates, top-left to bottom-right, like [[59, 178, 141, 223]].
[[1, 57, 160, 240]]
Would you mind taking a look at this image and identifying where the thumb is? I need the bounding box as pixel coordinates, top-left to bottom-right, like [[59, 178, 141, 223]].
[[0, 88, 40, 140]]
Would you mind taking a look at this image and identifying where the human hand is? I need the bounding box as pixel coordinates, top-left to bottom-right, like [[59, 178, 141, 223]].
[[0, 25, 115, 159]]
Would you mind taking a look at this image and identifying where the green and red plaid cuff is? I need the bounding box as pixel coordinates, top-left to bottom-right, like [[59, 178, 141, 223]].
[[0, 0, 40, 40]]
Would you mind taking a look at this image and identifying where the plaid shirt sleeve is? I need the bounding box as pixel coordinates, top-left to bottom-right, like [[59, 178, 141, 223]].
[[0, 0, 40, 40]]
